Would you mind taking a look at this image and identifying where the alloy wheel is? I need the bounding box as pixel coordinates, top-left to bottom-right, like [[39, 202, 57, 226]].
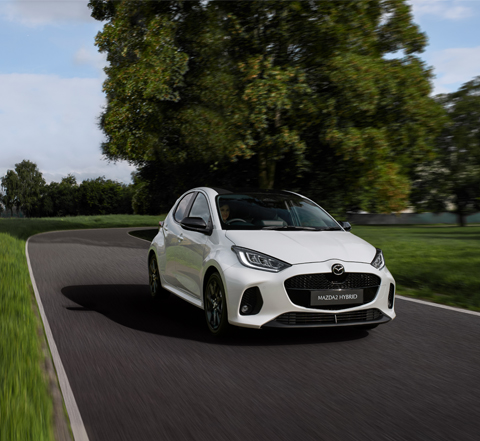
[[149, 255, 159, 297]]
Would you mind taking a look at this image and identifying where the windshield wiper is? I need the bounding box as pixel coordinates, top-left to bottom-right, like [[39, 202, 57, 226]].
[[317, 227, 343, 231]]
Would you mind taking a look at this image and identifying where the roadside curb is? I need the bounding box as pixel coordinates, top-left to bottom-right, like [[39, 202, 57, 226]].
[[397, 295, 480, 317], [26, 236, 90, 441]]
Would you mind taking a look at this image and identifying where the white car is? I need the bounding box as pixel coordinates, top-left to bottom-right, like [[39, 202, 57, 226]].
[[148, 187, 396, 336]]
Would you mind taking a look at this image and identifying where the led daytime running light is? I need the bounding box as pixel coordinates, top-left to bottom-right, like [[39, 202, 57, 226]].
[[232, 246, 291, 273]]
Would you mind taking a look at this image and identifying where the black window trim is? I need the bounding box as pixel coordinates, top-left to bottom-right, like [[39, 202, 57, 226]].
[[173, 191, 197, 224], [184, 190, 214, 230]]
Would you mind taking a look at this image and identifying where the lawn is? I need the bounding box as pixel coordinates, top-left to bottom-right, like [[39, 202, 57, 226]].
[[353, 225, 480, 311], [0, 215, 163, 441], [1, 218, 478, 440]]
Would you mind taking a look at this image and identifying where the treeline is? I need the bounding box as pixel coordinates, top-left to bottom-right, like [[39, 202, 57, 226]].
[[0, 161, 133, 218]]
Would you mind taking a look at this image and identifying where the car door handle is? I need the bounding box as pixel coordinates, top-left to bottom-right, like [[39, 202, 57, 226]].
[[176, 234, 184, 242]]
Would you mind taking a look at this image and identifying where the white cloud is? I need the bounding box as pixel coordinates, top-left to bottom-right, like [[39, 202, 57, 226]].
[[430, 46, 480, 93], [0, 0, 94, 26], [0, 73, 134, 184], [409, 0, 473, 20], [74, 47, 108, 74]]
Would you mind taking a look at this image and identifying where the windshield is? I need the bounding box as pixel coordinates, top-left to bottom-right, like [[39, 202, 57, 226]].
[[216, 193, 341, 230]]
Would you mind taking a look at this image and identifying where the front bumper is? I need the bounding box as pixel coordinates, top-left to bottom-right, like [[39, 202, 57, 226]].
[[222, 260, 396, 329]]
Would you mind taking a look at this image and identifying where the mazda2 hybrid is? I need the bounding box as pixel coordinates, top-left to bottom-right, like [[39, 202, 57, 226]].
[[148, 187, 396, 336]]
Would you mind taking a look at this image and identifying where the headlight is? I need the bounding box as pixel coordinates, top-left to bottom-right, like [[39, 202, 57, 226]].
[[232, 246, 291, 273], [371, 248, 385, 270]]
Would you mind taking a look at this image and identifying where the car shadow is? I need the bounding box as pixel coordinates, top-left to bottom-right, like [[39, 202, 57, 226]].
[[61, 284, 370, 346]]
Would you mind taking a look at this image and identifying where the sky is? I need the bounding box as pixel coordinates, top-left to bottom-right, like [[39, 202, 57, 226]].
[[1, 0, 480, 185]]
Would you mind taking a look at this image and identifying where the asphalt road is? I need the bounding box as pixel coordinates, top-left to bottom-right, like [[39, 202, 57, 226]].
[[29, 228, 480, 441]]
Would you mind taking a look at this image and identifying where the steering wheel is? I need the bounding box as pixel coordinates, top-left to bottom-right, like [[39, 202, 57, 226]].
[[227, 218, 247, 224]]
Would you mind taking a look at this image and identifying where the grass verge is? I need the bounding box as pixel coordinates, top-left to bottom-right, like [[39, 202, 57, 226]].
[[353, 225, 480, 312], [0, 215, 164, 441]]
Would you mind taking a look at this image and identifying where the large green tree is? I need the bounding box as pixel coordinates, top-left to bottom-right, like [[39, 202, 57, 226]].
[[411, 76, 480, 226], [90, 0, 444, 211]]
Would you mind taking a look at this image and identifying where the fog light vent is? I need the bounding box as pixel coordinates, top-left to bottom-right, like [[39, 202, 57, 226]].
[[388, 284, 395, 309], [240, 287, 263, 315]]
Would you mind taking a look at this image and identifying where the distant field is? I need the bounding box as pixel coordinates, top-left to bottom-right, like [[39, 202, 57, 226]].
[[0, 214, 164, 441], [353, 225, 480, 311]]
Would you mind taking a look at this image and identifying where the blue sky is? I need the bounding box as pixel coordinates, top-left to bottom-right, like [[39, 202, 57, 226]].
[[1, 0, 480, 185]]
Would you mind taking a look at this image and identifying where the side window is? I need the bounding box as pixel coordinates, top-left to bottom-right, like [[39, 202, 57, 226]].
[[174, 193, 195, 222], [188, 193, 211, 225]]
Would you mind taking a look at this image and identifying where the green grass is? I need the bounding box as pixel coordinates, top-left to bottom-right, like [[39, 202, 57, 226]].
[[353, 225, 480, 312], [0, 214, 164, 441]]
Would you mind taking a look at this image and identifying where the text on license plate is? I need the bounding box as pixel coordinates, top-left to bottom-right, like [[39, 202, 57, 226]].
[[310, 289, 364, 306]]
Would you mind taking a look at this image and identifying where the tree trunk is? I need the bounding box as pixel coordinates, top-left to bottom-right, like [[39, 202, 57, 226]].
[[258, 151, 276, 189], [457, 211, 466, 227]]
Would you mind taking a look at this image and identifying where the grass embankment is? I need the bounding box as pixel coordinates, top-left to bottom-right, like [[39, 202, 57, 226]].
[[354, 225, 480, 312], [0, 215, 163, 441]]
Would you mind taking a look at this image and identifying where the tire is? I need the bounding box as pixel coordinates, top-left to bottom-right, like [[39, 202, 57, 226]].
[[148, 253, 168, 300], [204, 272, 230, 337]]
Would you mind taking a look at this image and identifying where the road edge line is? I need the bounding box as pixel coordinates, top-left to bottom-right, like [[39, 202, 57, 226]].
[[397, 295, 480, 317], [26, 237, 90, 441]]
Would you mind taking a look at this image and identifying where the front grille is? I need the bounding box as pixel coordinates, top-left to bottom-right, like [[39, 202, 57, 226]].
[[274, 308, 383, 326], [284, 272, 381, 310], [285, 273, 381, 290]]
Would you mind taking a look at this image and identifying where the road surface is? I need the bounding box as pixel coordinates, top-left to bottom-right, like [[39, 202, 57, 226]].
[[28, 228, 480, 441]]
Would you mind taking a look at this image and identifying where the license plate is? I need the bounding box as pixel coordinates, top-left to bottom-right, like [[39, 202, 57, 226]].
[[311, 289, 364, 306]]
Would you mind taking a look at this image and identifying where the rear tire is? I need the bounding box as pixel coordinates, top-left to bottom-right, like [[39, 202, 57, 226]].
[[204, 272, 231, 337], [148, 253, 168, 300]]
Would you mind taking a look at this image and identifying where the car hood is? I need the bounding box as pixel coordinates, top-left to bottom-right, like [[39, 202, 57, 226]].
[[225, 230, 376, 265]]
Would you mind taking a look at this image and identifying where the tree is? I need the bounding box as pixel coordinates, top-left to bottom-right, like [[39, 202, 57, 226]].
[[39, 174, 79, 217], [1, 169, 19, 217], [14, 160, 46, 217], [90, 0, 444, 211], [411, 76, 480, 226], [78, 176, 133, 215], [1, 161, 45, 217]]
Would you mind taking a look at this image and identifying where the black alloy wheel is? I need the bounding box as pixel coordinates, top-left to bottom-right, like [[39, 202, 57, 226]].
[[204, 272, 230, 337], [148, 254, 167, 299]]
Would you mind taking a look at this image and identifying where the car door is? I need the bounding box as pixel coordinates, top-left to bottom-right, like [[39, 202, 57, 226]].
[[163, 192, 196, 288], [173, 192, 212, 298]]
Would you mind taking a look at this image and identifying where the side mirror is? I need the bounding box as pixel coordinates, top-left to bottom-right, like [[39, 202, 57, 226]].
[[339, 221, 352, 231], [180, 217, 212, 235]]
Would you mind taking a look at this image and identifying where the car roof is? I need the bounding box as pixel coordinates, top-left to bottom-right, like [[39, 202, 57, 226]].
[[206, 187, 297, 196]]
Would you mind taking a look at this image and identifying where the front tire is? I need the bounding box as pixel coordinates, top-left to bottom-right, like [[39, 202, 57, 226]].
[[204, 272, 230, 337]]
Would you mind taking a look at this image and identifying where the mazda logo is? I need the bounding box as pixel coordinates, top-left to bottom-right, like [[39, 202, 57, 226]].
[[332, 264, 345, 276]]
